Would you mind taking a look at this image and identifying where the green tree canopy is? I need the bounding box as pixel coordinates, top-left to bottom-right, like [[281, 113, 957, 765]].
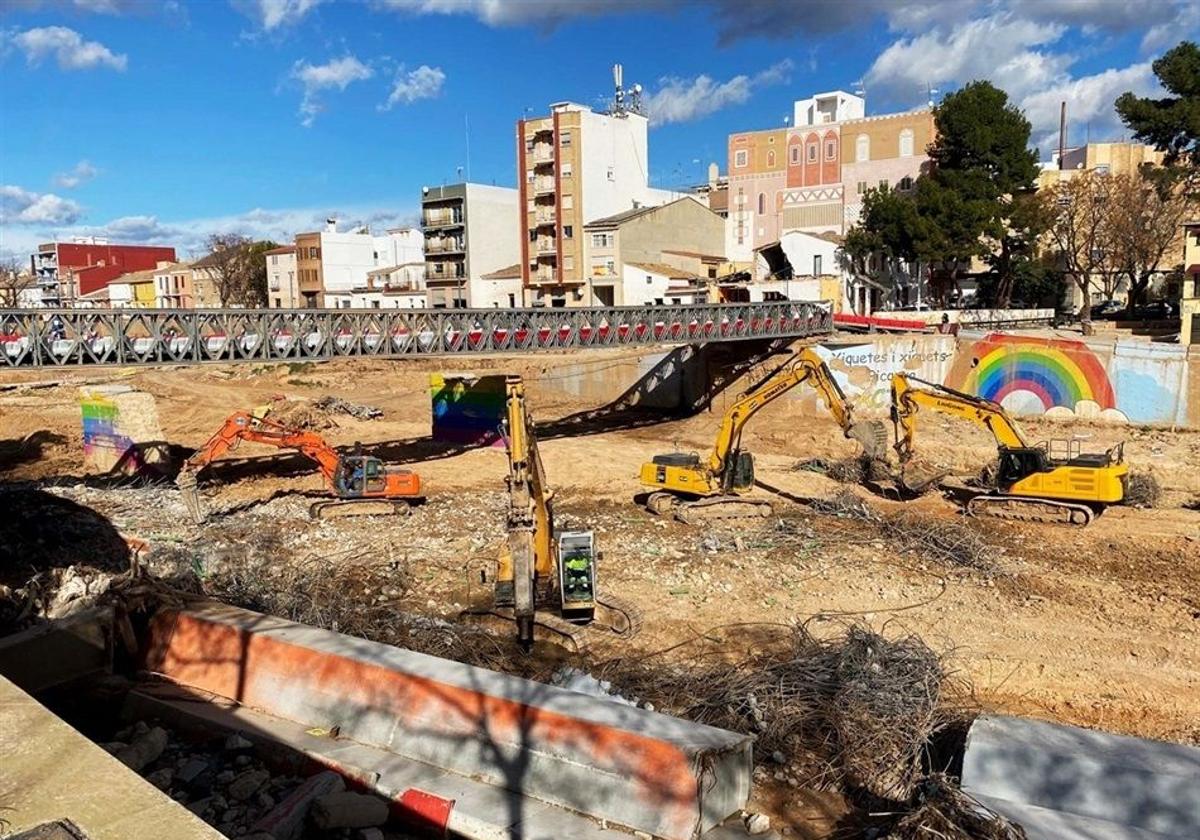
[[1115, 41, 1200, 165]]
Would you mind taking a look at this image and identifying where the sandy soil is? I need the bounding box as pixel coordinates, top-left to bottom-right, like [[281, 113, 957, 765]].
[[2, 355, 1198, 760]]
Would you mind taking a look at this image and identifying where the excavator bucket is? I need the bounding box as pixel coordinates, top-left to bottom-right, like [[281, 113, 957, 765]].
[[176, 470, 205, 524], [847, 419, 890, 463], [897, 457, 951, 496]]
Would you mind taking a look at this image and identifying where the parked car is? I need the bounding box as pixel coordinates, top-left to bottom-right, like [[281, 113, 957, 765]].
[[1088, 300, 1123, 320], [1118, 300, 1178, 320]]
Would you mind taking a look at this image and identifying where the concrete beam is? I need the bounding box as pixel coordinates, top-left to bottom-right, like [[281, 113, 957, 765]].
[[142, 603, 753, 840], [962, 715, 1200, 838]]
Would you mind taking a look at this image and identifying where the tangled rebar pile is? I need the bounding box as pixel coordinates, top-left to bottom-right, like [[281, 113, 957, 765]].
[[597, 621, 966, 801], [880, 512, 996, 575], [879, 774, 1027, 839], [1124, 472, 1162, 508]]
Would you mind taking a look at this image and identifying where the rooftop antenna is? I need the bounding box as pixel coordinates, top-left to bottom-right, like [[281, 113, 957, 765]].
[[853, 78, 866, 106], [925, 83, 939, 109], [610, 62, 643, 117]]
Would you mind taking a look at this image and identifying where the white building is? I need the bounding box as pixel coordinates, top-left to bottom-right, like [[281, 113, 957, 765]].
[[755, 230, 862, 312], [265, 247, 298, 309], [296, 221, 427, 309], [421, 183, 521, 308], [793, 91, 865, 128], [622, 262, 707, 306]]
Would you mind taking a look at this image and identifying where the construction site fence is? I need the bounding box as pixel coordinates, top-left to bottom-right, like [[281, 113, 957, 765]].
[[0, 302, 834, 368]]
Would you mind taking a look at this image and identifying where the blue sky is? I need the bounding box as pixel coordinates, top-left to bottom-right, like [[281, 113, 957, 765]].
[[2, 0, 1196, 259]]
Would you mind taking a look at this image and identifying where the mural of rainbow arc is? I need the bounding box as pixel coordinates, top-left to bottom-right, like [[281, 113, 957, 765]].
[[951, 334, 1116, 412]]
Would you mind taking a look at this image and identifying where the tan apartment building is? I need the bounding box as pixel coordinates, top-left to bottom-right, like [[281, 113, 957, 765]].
[[187, 252, 225, 307], [294, 232, 324, 308], [581, 197, 725, 306], [152, 261, 193, 308], [1037, 141, 1166, 189], [265, 246, 299, 308], [840, 109, 935, 229], [517, 99, 677, 307]]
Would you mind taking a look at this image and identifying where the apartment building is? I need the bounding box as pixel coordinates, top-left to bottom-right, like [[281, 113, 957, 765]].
[[517, 98, 676, 307], [292, 221, 425, 308], [1036, 141, 1166, 189], [265, 247, 298, 309], [152, 261, 194, 308], [30, 239, 177, 306], [421, 182, 520, 308], [728, 92, 933, 252], [581, 197, 724, 306], [105, 268, 158, 308]]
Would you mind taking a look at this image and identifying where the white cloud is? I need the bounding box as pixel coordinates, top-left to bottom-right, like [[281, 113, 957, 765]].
[[1021, 62, 1160, 153], [290, 55, 374, 126], [0, 185, 84, 226], [10, 26, 127, 72], [236, 0, 329, 31], [642, 60, 793, 126], [865, 14, 1067, 102], [380, 64, 445, 110], [52, 160, 99, 190], [0, 204, 418, 259]]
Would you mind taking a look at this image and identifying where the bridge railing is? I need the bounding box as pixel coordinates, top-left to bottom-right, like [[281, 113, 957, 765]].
[[0, 302, 833, 368]]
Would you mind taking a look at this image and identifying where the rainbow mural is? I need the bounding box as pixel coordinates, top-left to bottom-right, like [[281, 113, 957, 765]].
[[429, 373, 508, 446], [947, 334, 1117, 415], [79, 385, 165, 474]]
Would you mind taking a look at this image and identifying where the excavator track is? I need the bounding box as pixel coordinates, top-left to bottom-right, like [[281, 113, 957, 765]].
[[461, 593, 642, 654], [646, 491, 773, 524], [309, 498, 418, 519], [594, 593, 643, 638], [965, 494, 1095, 526]]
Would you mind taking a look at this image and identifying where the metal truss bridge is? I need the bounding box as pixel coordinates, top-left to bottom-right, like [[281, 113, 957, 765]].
[[0, 302, 832, 369]]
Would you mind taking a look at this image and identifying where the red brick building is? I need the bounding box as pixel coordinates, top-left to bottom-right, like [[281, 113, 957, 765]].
[[31, 240, 177, 305]]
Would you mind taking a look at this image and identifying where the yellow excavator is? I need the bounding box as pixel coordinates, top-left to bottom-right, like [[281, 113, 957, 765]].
[[889, 373, 1128, 525], [473, 375, 639, 651], [639, 347, 888, 522]]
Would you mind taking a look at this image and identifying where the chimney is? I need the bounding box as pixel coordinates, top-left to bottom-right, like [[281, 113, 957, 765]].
[[325, 218, 338, 233], [1058, 102, 1067, 170]]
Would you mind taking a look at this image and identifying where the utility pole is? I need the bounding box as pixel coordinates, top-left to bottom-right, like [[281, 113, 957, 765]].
[[1058, 101, 1067, 169]]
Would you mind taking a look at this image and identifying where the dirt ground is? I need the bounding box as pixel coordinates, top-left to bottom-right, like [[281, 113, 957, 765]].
[[2, 351, 1199, 832]]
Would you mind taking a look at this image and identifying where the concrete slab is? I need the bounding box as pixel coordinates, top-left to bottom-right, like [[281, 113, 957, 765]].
[[142, 602, 753, 840], [961, 715, 1200, 838], [0, 674, 223, 840], [972, 795, 1177, 840], [0, 606, 112, 693]]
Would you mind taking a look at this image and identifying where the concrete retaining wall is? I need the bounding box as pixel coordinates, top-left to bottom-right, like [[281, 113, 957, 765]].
[[143, 603, 752, 840]]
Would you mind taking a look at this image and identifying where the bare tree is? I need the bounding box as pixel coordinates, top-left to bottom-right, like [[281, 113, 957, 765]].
[[1042, 172, 1117, 333], [0, 255, 37, 307], [1103, 172, 1195, 314], [201, 233, 253, 307]]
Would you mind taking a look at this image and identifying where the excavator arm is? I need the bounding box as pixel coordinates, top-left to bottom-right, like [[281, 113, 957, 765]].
[[889, 373, 1028, 463], [706, 347, 885, 484], [177, 409, 345, 522]]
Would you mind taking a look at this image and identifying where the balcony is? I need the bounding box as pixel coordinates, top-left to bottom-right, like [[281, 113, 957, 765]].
[[534, 239, 557, 255], [532, 208, 556, 226], [422, 211, 463, 229], [531, 144, 555, 164], [425, 238, 465, 254], [532, 177, 556, 195]]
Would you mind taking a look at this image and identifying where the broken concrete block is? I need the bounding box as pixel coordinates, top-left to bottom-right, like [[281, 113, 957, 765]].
[[745, 812, 771, 835], [115, 726, 167, 771], [310, 791, 388, 830], [228, 768, 270, 802], [225, 733, 253, 751], [249, 770, 344, 840], [145, 767, 174, 790]]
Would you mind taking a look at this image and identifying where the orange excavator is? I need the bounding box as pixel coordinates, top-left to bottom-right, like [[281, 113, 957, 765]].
[[176, 408, 422, 523]]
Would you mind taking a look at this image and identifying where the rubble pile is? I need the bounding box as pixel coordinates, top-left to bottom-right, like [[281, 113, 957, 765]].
[[103, 719, 400, 839]]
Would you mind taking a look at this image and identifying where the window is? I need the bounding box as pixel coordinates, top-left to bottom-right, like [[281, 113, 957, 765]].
[[757, 193, 766, 215], [856, 134, 869, 162], [646, 275, 653, 284], [591, 232, 613, 248], [767, 150, 776, 167], [559, 131, 571, 146], [899, 128, 914, 157], [529, 229, 538, 241], [563, 256, 575, 270], [856, 181, 868, 195], [735, 149, 748, 168], [271, 255, 278, 266], [525, 138, 534, 152], [790, 146, 800, 164], [561, 162, 573, 177], [813, 255, 823, 275], [561, 194, 573, 209], [606, 166, 614, 181], [879, 179, 889, 191], [899, 176, 914, 191], [808, 143, 817, 162], [826, 140, 836, 159]]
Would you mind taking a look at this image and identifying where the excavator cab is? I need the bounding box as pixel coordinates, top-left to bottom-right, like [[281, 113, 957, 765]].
[[722, 450, 756, 494], [557, 531, 597, 624], [996, 447, 1052, 488]]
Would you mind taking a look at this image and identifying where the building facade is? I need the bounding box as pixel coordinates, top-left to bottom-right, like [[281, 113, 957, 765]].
[[265, 247, 298, 309], [290, 222, 425, 308], [1037, 141, 1166, 189], [1182, 222, 1200, 346], [421, 182, 520, 308], [517, 100, 676, 307], [581, 198, 724, 306], [728, 93, 933, 250], [30, 239, 177, 306], [152, 261, 193, 308]]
